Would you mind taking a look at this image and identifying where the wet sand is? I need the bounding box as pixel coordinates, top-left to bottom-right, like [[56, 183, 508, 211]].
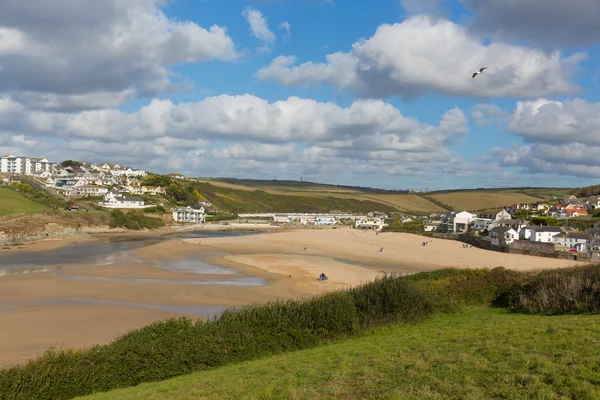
[[0, 228, 583, 367]]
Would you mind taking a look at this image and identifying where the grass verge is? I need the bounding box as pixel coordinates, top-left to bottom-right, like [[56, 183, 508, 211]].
[[80, 307, 600, 400], [0, 187, 50, 216]]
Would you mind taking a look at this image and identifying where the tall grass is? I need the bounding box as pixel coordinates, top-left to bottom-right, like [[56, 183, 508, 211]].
[[508, 264, 600, 315], [0, 275, 431, 400]]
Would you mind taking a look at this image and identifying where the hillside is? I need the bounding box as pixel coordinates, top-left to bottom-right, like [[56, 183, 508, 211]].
[[82, 307, 599, 400], [568, 184, 600, 198], [195, 179, 562, 213], [0, 187, 50, 216]]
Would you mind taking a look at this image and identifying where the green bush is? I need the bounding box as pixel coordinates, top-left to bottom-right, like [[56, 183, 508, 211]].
[[0, 275, 431, 400], [407, 267, 528, 312], [507, 264, 600, 315], [109, 209, 164, 230]]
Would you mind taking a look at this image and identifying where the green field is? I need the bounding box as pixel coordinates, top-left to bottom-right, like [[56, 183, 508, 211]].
[[82, 307, 600, 400], [0, 187, 49, 216]]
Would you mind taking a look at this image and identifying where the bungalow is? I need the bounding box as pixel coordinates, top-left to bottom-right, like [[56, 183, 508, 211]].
[[490, 227, 519, 247]]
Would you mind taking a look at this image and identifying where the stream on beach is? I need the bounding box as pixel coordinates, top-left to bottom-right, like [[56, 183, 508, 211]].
[[0, 230, 266, 319]]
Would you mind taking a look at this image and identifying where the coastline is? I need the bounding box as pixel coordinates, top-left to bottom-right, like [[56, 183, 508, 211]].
[[0, 226, 584, 368]]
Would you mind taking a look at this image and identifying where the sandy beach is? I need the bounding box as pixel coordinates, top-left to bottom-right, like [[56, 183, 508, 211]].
[[0, 228, 583, 367]]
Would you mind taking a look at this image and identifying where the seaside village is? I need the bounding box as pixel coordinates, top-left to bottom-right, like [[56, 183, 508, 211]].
[[2, 154, 600, 259]]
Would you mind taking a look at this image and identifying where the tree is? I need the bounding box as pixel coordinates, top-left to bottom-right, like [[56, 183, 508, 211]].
[[109, 209, 126, 228], [60, 160, 82, 168]]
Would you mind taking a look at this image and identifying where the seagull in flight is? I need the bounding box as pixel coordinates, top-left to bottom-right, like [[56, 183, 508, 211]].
[[472, 67, 488, 78]]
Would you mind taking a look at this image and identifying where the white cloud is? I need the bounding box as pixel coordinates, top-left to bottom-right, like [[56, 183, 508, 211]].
[[0, 93, 473, 185], [0, 0, 238, 111], [256, 15, 585, 100], [278, 21, 291, 40], [508, 98, 600, 144], [242, 7, 276, 43], [461, 0, 600, 48], [486, 98, 600, 179]]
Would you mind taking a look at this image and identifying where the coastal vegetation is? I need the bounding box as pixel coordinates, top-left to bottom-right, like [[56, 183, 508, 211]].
[[0, 186, 50, 216], [2, 264, 600, 399], [108, 210, 165, 230]]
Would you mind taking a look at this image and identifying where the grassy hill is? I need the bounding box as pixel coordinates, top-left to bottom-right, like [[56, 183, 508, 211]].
[[0, 187, 50, 216], [82, 307, 600, 400], [194, 179, 573, 213]]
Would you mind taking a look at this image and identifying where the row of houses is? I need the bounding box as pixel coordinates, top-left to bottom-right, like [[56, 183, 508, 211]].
[[489, 225, 596, 252]]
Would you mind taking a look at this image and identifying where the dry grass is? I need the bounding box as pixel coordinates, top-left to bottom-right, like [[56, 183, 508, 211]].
[[198, 179, 443, 212], [430, 192, 541, 211]]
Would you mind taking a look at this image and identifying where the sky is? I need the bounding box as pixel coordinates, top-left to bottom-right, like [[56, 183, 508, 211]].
[[1, 0, 599, 191]]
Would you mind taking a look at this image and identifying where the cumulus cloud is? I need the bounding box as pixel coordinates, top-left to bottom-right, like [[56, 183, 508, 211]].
[[461, 0, 600, 48], [242, 7, 276, 43], [486, 98, 600, 179], [0, 0, 238, 111], [0, 94, 473, 185], [508, 98, 600, 144], [256, 16, 584, 100]]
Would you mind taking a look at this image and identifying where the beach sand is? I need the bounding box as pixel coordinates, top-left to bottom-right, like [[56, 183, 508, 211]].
[[0, 228, 583, 367]]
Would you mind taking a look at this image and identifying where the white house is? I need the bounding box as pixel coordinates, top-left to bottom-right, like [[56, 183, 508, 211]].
[[439, 211, 476, 233], [495, 209, 512, 221], [74, 185, 109, 197], [99, 192, 146, 209], [521, 226, 538, 240], [111, 167, 147, 177], [423, 221, 440, 232], [490, 227, 519, 247], [355, 217, 385, 230], [532, 226, 563, 243], [552, 232, 592, 249], [172, 206, 205, 223], [316, 216, 337, 225], [469, 218, 493, 231]]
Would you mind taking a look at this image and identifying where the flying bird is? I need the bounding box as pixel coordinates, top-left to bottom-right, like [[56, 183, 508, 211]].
[[472, 67, 488, 78]]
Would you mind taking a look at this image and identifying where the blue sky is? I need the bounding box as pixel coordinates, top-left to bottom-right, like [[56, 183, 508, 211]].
[[1, 0, 599, 190]]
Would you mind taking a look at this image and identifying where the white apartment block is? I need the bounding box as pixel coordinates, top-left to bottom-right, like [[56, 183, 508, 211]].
[[172, 206, 205, 223], [0, 155, 57, 175]]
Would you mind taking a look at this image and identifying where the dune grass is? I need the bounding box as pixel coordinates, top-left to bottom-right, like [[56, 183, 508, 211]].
[[0, 187, 50, 216], [80, 307, 600, 400]]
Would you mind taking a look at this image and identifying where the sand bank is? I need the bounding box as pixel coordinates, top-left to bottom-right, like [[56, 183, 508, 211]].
[[0, 228, 584, 367]]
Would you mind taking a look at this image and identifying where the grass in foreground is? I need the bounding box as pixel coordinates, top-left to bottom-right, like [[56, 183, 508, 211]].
[[0, 187, 49, 216], [81, 307, 600, 400]]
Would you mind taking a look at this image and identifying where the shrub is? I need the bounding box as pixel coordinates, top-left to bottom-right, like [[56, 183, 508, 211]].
[[109, 210, 164, 230], [407, 267, 528, 312], [0, 275, 431, 399], [508, 264, 600, 315]]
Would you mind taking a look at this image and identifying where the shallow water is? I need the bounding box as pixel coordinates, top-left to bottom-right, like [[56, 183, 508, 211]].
[[0, 230, 263, 270], [0, 297, 234, 318], [53, 270, 267, 286]]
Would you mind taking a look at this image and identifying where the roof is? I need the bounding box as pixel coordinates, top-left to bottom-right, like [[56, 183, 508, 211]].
[[566, 232, 592, 239], [535, 226, 563, 233], [490, 226, 511, 234]]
